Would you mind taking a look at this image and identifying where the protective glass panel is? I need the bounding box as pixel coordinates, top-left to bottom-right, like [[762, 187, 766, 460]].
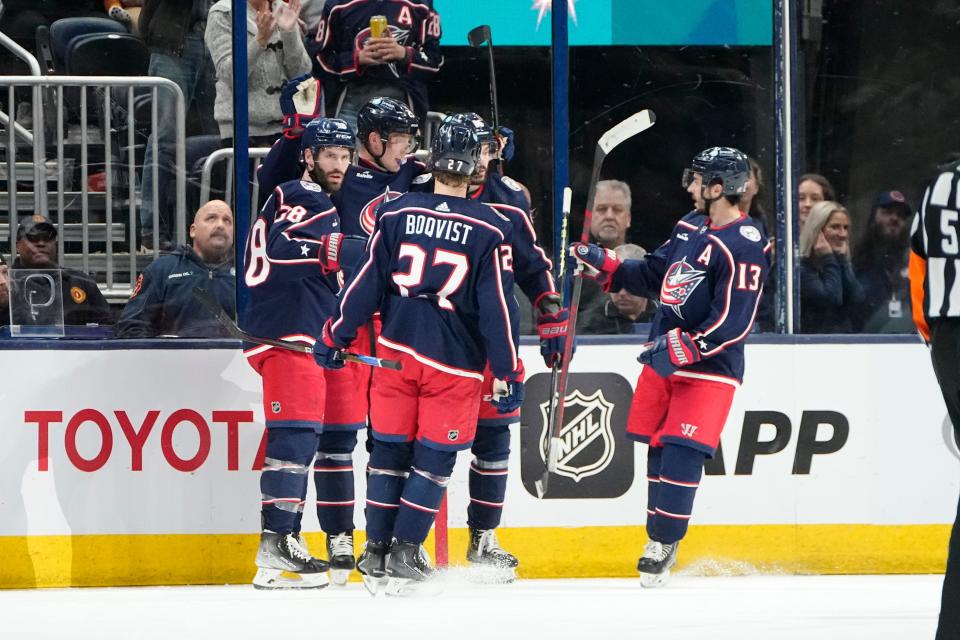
[[8, 268, 65, 337], [797, 2, 959, 334]]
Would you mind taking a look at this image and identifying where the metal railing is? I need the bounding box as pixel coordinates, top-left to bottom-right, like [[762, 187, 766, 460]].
[[0, 33, 46, 213], [0, 75, 186, 298], [198, 147, 272, 222]]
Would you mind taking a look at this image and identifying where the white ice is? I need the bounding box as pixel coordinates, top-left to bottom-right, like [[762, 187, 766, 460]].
[[0, 573, 941, 640]]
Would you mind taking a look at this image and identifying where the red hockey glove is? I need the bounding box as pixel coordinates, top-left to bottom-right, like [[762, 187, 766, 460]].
[[319, 233, 344, 274], [535, 293, 571, 367], [491, 363, 525, 414], [569, 242, 621, 291], [280, 73, 322, 139], [637, 328, 702, 378], [313, 319, 345, 370]]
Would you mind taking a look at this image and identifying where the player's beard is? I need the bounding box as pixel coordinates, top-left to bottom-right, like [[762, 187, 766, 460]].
[[470, 164, 487, 186], [308, 163, 343, 193]]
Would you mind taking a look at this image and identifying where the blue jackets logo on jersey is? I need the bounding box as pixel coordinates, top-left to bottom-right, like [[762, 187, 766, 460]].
[[660, 257, 707, 319], [537, 388, 616, 482], [360, 189, 404, 235]]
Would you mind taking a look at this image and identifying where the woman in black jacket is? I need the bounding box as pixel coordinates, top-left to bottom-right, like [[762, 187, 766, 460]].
[[799, 201, 865, 333]]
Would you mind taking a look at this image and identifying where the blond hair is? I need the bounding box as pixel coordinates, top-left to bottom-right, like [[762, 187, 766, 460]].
[[799, 200, 848, 258]]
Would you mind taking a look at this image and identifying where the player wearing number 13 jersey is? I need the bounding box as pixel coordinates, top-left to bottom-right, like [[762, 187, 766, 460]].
[[314, 120, 522, 594], [571, 147, 770, 588]]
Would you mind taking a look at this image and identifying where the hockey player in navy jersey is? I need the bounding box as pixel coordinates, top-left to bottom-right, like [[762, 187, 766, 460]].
[[314, 119, 524, 595], [242, 118, 357, 590], [440, 113, 566, 578], [571, 147, 770, 588], [308, 0, 442, 125]]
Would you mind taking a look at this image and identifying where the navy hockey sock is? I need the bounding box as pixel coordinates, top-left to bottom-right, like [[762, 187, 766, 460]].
[[467, 425, 511, 530], [651, 443, 706, 544], [392, 442, 456, 544], [314, 430, 359, 535], [645, 446, 664, 541], [366, 440, 412, 544], [260, 428, 319, 534]]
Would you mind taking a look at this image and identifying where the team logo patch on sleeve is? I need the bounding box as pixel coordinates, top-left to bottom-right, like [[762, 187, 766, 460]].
[[660, 257, 706, 319], [500, 176, 523, 192], [412, 173, 432, 185], [70, 286, 87, 304], [740, 226, 762, 242], [300, 181, 324, 192]]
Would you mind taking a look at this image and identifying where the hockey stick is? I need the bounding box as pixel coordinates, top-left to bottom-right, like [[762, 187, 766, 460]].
[[191, 287, 402, 370], [535, 186, 572, 499], [535, 110, 656, 499], [468, 25, 499, 131]]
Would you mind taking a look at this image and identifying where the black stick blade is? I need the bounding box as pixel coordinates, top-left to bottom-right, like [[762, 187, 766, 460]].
[[468, 25, 491, 47]]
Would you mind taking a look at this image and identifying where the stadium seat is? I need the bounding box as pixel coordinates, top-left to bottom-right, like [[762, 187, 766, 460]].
[[66, 33, 149, 76], [42, 17, 127, 74]]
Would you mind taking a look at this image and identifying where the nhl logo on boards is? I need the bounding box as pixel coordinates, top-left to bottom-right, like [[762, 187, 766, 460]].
[[520, 372, 634, 499], [537, 389, 616, 483], [271, 401, 282, 414]]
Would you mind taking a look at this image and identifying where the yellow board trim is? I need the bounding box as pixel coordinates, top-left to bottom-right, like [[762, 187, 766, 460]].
[[0, 525, 949, 589]]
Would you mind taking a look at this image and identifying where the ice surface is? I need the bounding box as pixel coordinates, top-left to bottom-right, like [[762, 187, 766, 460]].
[[0, 574, 941, 640]]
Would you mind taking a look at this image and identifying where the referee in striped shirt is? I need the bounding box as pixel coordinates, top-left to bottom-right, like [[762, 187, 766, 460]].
[[910, 157, 960, 639]]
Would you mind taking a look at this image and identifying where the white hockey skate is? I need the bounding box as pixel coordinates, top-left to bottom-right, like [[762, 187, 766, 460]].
[[466, 528, 518, 583], [326, 531, 356, 586], [638, 540, 679, 588], [253, 531, 330, 590]]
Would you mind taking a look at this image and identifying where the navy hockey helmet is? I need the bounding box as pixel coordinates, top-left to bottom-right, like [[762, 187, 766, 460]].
[[429, 117, 481, 176], [301, 117, 356, 153], [445, 112, 497, 148], [682, 147, 750, 196], [357, 97, 420, 147]]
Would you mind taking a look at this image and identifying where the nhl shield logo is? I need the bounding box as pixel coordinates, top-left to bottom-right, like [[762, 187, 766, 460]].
[[537, 389, 616, 482], [271, 401, 282, 414]]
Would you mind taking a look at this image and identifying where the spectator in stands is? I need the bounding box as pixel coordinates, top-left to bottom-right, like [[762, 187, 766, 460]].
[[309, 0, 443, 130], [577, 180, 635, 334], [139, 0, 218, 250], [742, 157, 768, 231], [205, 0, 312, 147], [590, 180, 633, 249], [798, 201, 864, 333], [853, 190, 914, 333], [798, 173, 835, 229], [117, 200, 235, 337], [579, 244, 655, 334], [11, 215, 113, 326]]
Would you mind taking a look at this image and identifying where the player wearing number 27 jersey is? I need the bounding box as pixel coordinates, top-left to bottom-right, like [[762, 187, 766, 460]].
[[315, 121, 522, 594]]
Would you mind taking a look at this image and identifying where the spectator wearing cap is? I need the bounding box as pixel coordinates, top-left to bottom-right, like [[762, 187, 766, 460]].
[[205, 0, 312, 147], [853, 190, 915, 332], [10, 215, 113, 326], [578, 244, 656, 334], [117, 200, 236, 337]]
